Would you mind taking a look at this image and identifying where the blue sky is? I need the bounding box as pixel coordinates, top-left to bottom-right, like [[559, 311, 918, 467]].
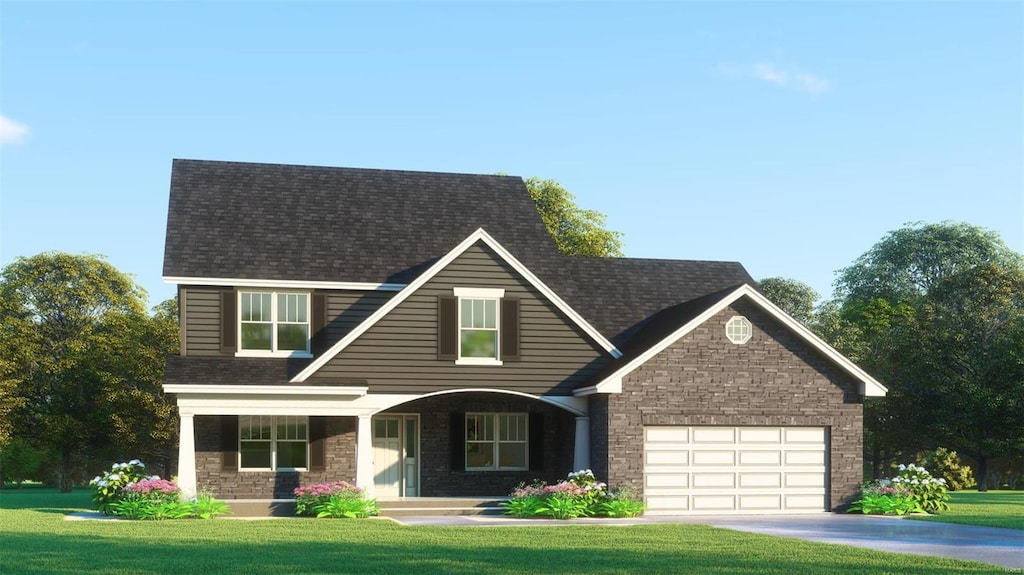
[[2, 2, 1021, 308]]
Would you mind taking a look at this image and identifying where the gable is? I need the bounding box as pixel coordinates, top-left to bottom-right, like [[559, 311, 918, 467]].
[[579, 285, 887, 397], [292, 229, 621, 387]]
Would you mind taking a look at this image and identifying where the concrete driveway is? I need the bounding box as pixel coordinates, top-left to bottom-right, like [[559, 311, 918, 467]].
[[390, 514, 1024, 569]]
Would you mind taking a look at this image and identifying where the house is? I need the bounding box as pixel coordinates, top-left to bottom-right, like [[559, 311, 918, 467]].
[[162, 159, 886, 515]]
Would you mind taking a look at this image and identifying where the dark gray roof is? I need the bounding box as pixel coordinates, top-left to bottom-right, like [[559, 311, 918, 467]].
[[163, 159, 755, 386], [163, 159, 557, 284]]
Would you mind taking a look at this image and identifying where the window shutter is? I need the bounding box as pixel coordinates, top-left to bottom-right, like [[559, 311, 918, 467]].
[[221, 415, 238, 471], [437, 296, 458, 360], [449, 412, 465, 472], [312, 293, 328, 354], [309, 416, 327, 471], [529, 413, 544, 472], [220, 290, 237, 354], [500, 298, 520, 361]]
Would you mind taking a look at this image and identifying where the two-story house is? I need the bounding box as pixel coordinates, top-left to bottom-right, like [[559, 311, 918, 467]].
[[162, 159, 886, 514]]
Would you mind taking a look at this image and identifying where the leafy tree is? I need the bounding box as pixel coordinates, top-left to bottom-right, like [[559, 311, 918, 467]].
[[833, 222, 1024, 488], [0, 253, 178, 491], [757, 277, 819, 325], [523, 177, 625, 257]]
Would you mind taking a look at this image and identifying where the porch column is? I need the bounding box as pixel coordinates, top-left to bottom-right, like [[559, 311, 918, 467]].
[[573, 416, 590, 471], [177, 412, 197, 498], [356, 415, 374, 496]]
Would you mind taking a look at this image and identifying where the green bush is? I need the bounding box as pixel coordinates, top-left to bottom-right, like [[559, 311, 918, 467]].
[[893, 463, 950, 513], [294, 481, 378, 518], [916, 448, 974, 491], [502, 470, 645, 519], [0, 438, 46, 486], [598, 485, 645, 518], [89, 460, 150, 514]]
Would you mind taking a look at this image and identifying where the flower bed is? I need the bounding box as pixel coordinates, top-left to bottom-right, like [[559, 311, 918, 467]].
[[502, 470, 645, 519], [849, 463, 950, 515], [89, 460, 230, 520], [294, 481, 379, 518]]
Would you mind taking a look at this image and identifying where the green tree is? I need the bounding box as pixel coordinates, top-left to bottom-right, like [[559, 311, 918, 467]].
[[834, 222, 1024, 487], [757, 277, 819, 325], [523, 177, 625, 257], [0, 253, 178, 491]]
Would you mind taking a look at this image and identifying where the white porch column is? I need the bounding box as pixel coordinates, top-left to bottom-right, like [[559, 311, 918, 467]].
[[177, 412, 197, 498], [356, 415, 375, 496], [573, 416, 590, 472]]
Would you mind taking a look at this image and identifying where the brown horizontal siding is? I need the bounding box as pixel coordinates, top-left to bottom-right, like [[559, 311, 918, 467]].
[[184, 287, 222, 356], [310, 242, 609, 395], [325, 291, 395, 346]]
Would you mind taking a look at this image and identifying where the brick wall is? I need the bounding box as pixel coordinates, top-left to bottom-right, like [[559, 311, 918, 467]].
[[603, 299, 865, 510], [194, 415, 357, 499], [383, 392, 576, 496]]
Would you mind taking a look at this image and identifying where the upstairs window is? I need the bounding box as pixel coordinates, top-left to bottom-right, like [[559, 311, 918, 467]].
[[460, 298, 498, 359], [725, 316, 752, 344], [238, 291, 311, 356]]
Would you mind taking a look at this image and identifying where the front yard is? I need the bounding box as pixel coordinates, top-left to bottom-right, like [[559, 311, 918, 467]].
[[0, 488, 1014, 575], [905, 490, 1024, 530]]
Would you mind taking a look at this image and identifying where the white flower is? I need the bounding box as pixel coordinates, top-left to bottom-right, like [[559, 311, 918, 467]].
[[130, 459, 144, 467], [898, 464, 906, 471], [938, 478, 947, 484], [911, 479, 919, 485], [108, 473, 121, 482], [90, 476, 101, 485]]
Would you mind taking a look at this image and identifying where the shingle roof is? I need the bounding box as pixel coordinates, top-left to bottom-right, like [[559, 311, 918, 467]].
[[163, 159, 558, 284], [163, 159, 755, 385]]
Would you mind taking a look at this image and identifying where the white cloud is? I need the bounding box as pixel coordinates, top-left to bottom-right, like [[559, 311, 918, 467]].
[[721, 62, 832, 98], [0, 115, 31, 145]]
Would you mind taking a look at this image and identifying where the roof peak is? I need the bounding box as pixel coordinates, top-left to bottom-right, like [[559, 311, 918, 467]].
[[172, 158, 523, 181]]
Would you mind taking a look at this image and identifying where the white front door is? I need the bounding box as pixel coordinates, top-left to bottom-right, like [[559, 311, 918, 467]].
[[372, 415, 419, 497]]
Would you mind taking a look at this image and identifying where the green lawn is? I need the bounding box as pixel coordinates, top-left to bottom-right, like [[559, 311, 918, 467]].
[[906, 490, 1024, 530], [0, 489, 1012, 575]]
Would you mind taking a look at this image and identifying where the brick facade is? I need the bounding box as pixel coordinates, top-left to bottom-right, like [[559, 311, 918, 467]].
[[383, 392, 577, 496], [593, 299, 864, 510], [194, 415, 357, 499]]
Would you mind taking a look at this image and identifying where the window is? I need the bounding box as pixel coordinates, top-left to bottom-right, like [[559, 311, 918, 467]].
[[466, 413, 527, 470], [239, 291, 310, 356], [725, 316, 752, 344], [239, 415, 308, 470], [453, 287, 504, 365]]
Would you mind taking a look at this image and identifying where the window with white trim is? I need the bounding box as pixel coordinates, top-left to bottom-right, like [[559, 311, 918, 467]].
[[239, 415, 308, 470], [466, 413, 527, 470], [239, 291, 311, 356], [454, 287, 504, 365], [725, 316, 752, 344]]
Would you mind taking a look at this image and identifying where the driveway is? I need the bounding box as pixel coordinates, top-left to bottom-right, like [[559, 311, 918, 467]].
[[389, 514, 1024, 569]]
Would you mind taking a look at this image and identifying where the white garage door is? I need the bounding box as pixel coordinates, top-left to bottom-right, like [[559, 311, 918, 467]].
[[643, 426, 827, 515]]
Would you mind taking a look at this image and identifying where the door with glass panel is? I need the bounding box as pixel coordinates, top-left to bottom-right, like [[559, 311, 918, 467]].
[[372, 415, 419, 497]]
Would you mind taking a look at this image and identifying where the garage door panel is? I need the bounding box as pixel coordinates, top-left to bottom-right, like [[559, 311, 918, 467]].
[[739, 450, 781, 465], [643, 426, 827, 515]]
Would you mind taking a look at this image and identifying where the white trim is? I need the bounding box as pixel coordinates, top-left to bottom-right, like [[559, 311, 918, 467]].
[[291, 228, 622, 382], [163, 276, 405, 292], [582, 284, 888, 398], [453, 287, 505, 298], [164, 384, 368, 396], [235, 350, 314, 359], [455, 358, 503, 366]]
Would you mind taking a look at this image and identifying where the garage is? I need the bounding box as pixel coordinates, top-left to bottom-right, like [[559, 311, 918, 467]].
[[643, 426, 828, 515]]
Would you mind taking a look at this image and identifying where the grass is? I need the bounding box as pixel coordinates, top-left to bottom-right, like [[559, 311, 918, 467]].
[[0, 488, 1013, 575], [905, 490, 1024, 530]]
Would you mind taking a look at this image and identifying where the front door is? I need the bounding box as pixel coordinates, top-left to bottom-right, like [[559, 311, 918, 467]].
[[372, 415, 419, 497]]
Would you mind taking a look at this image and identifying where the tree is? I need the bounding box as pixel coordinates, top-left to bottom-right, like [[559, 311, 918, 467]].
[[523, 177, 625, 257], [757, 277, 819, 325], [833, 222, 1024, 487], [0, 253, 178, 491]]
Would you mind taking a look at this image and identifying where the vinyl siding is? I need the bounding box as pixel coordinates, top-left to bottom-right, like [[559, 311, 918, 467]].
[[182, 286, 395, 356], [309, 242, 610, 395]]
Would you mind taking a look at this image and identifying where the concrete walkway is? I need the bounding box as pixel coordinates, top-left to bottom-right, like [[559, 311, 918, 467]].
[[390, 513, 1024, 569]]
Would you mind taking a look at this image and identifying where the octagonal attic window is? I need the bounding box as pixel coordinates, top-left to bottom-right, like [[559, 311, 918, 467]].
[[725, 316, 752, 344]]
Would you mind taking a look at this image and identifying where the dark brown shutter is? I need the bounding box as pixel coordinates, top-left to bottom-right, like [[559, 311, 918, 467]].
[[449, 412, 465, 471], [309, 417, 327, 471], [437, 296, 458, 360], [221, 415, 238, 471], [529, 413, 544, 471], [312, 293, 328, 354], [220, 290, 237, 354], [500, 298, 520, 361]]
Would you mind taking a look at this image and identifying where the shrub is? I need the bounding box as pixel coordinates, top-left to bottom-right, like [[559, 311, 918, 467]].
[[916, 448, 974, 491], [294, 481, 378, 518], [193, 492, 232, 519], [893, 463, 950, 513], [89, 460, 151, 514], [0, 438, 46, 486], [848, 480, 923, 515], [502, 470, 643, 519]]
